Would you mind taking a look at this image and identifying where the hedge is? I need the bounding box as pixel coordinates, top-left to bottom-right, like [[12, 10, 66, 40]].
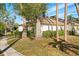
[[0, 22, 5, 35], [43, 30, 64, 38]]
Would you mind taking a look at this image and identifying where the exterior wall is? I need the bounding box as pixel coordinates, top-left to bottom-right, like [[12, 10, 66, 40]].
[[74, 26, 79, 30], [41, 25, 49, 31], [67, 25, 79, 30], [41, 24, 79, 32], [41, 24, 64, 34], [41, 24, 64, 30], [41, 25, 48, 35]]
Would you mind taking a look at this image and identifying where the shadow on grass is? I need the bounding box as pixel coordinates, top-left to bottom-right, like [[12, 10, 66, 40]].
[[0, 35, 15, 40], [0, 34, 5, 39], [29, 37, 35, 40], [0, 36, 20, 54], [48, 38, 79, 55]]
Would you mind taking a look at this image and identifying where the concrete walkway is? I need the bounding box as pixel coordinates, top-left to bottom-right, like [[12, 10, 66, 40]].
[[0, 37, 24, 56]]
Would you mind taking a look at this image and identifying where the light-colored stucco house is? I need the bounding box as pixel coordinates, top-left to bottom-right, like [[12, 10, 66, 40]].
[[36, 17, 79, 37], [40, 18, 64, 35], [27, 16, 79, 37], [40, 18, 64, 30]]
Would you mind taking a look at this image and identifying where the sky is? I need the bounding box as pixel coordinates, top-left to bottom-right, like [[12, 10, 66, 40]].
[[6, 3, 78, 24], [47, 3, 78, 19], [6, 3, 23, 24]]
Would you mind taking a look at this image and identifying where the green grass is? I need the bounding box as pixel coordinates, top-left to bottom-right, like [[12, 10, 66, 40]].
[[60, 35, 79, 45], [7, 35, 79, 56], [9, 38, 66, 56]]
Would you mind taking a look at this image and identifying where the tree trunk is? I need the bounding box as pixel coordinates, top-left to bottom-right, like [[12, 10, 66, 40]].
[[22, 17, 27, 39], [75, 3, 79, 16], [56, 3, 59, 41], [64, 3, 68, 42], [20, 3, 27, 39], [35, 19, 41, 39]]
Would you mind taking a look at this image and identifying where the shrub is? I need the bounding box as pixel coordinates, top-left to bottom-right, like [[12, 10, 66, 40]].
[[43, 30, 64, 38], [43, 30, 52, 38], [7, 30, 19, 37], [59, 30, 64, 36], [27, 30, 35, 37], [13, 30, 20, 37], [0, 22, 5, 35], [68, 28, 75, 35]]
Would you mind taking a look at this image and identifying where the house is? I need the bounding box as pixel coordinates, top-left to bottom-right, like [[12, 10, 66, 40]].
[[67, 21, 79, 31], [27, 16, 79, 38], [40, 17, 64, 32], [36, 17, 79, 37], [73, 22, 79, 30], [35, 17, 65, 37]]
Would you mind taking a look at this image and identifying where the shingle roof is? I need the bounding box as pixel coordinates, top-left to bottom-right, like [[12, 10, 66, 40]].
[[40, 18, 64, 25], [40, 17, 79, 26]]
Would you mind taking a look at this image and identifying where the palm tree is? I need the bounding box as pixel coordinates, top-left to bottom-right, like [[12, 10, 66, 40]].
[[56, 3, 59, 41], [64, 3, 68, 42], [75, 3, 79, 16]]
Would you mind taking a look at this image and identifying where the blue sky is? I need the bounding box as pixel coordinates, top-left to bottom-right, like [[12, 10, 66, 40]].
[[6, 3, 23, 24], [6, 3, 78, 24], [47, 3, 78, 19]]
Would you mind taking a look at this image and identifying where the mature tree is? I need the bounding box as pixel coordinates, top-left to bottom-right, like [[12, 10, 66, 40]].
[[0, 4, 8, 35], [67, 14, 74, 21], [67, 14, 75, 35], [0, 4, 16, 35], [12, 3, 47, 38], [0, 4, 6, 16], [0, 4, 6, 23], [56, 3, 59, 41], [64, 3, 68, 42], [75, 3, 79, 16]]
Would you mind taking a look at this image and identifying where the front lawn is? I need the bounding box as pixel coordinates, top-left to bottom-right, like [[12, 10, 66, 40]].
[[10, 38, 66, 56], [8, 35, 79, 56]]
